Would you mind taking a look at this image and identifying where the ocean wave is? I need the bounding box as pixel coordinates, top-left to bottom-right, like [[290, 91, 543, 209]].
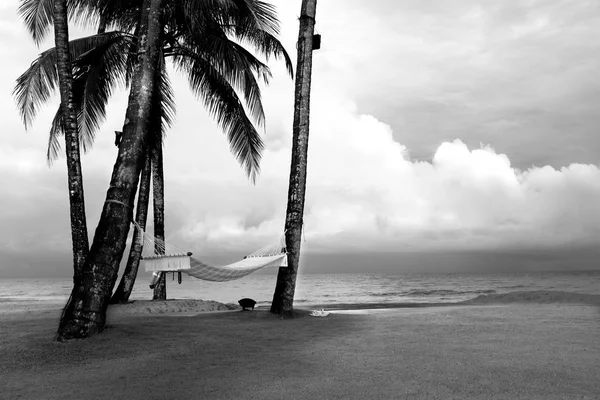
[[258, 298, 310, 305], [0, 298, 17, 303], [408, 289, 497, 296], [368, 289, 496, 297], [499, 285, 529, 289], [0, 297, 43, 303]]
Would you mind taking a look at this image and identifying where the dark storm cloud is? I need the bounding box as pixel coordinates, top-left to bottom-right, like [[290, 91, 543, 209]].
[[316, 0, 600, 167]]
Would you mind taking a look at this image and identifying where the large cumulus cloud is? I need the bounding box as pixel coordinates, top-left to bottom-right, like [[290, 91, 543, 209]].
[[166, 93, 600, 257]]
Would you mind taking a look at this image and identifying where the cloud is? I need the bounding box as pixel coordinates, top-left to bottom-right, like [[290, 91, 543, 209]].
[[1, 0, 599, 276], [304, 0, 600, 168], [161, 92, 600, 258], [5, 82, 597, 275]]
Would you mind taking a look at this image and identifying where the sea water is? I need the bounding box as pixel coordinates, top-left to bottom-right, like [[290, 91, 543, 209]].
[[1, 270, 599, 309]]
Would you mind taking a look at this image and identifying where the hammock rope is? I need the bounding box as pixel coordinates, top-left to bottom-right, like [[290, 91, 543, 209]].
[[132, 222, 288, 284]]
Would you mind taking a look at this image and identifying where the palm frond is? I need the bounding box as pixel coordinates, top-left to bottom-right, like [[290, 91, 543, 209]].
[[14, 50, 58, 130], [173, 49, 264, 182], [74, 32, 132, 141], [231, 1, 293, 77], [182, 0, 240, 26], [90, 0, 142, 32], [179, 0, 292, 77], [46, 81, 101, 164], [18, 0, 108, 45], [173, 30, 271, 126], [18, 0, 54, 46], [238, 29, 293, 78], [157, 58, 176, 133], [45, 31, 132, 164], [47, 108, 63, 164], [227, 0, 280, 36], [45, 101, 98, 165], [13, 31, 129, 129], [147, 52, 176, 152]]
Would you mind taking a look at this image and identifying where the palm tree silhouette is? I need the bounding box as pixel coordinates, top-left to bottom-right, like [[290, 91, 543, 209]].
[[15, 0, 292, 339]]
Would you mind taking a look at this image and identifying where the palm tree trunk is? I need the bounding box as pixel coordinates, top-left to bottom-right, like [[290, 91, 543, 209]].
[[270, 0, 317, 317], [151, 143, 166, 300], [114, 61, 165, 303], [56, 0, 166, 341], [110, 152, 151, 304], [53, 0, 89, 280]]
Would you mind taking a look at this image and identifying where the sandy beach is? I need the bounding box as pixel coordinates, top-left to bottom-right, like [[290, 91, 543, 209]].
[[2, 291, 599, 400]]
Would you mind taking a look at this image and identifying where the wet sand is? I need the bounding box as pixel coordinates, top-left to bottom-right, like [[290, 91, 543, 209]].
[[1, 291, 599, 400]]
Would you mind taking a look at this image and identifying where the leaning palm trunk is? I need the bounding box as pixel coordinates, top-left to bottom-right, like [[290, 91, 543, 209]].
[[112, 60, 164, 303], [271, 0, 317, 317], [151, 143, 166, 300], [110, 152, 151, 304], [56, 0, 166, 340], [53, 0, 89, 279]]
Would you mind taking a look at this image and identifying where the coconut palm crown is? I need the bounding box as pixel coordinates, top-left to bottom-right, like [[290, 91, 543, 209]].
[[14, 0, 293, 181]]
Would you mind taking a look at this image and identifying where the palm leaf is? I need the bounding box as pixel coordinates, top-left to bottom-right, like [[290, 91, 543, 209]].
[[237, 29, 293, 78], [14, 49, 59, 130], [92, 0, 142, 32], [219, 0, 293, 77], [182, 0, 241, 27], [176, 24, 271, 126], [14, 31, 129, 129], [18, 0, 104, 45], [47, 40, 174, 165], [75, 32, 132, 140], [47, 108, 63, 163], [180, 0, 293, 77], [158, 59, 176, 133], [148, 51, 176, 152], [45, 31, 132, 163], [173, 49, 263, 182], [18, 0, 55, 45], [227, 0, 280, 35]]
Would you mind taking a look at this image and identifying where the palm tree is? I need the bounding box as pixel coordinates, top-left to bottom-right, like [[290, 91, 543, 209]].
[[112, 54, 173, 304], [150, 135, 167, 300], [109, 151, 151, 303], [56, 0, 165, 340], [271, 0, 318, 317], [15, 0, 292, 338], [16, 0, 90, 281], [17, 0, 292, 177]]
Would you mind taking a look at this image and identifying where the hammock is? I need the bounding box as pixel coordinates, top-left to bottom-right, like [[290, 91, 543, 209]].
[[133, 222, 288, 284]]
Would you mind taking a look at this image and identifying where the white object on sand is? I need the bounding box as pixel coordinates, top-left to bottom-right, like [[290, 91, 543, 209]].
[[310, 309, 330, 317]]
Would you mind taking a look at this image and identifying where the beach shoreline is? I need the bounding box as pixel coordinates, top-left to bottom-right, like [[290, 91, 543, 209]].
[[2, 290, 599, 399], [2, 289, 599, 320]]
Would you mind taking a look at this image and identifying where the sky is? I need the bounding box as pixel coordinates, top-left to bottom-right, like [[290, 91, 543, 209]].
[[1, 0, 599, 278]]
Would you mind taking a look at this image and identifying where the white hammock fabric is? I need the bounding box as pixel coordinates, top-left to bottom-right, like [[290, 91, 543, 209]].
[[133, 222, 288, 283]]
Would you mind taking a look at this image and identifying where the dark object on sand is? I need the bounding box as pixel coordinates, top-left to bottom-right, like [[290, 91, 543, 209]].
[[238, 298, 257, 311]]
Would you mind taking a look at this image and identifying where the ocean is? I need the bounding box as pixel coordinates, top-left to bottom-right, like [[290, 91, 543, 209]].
[[1, 270, 599, 309]]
